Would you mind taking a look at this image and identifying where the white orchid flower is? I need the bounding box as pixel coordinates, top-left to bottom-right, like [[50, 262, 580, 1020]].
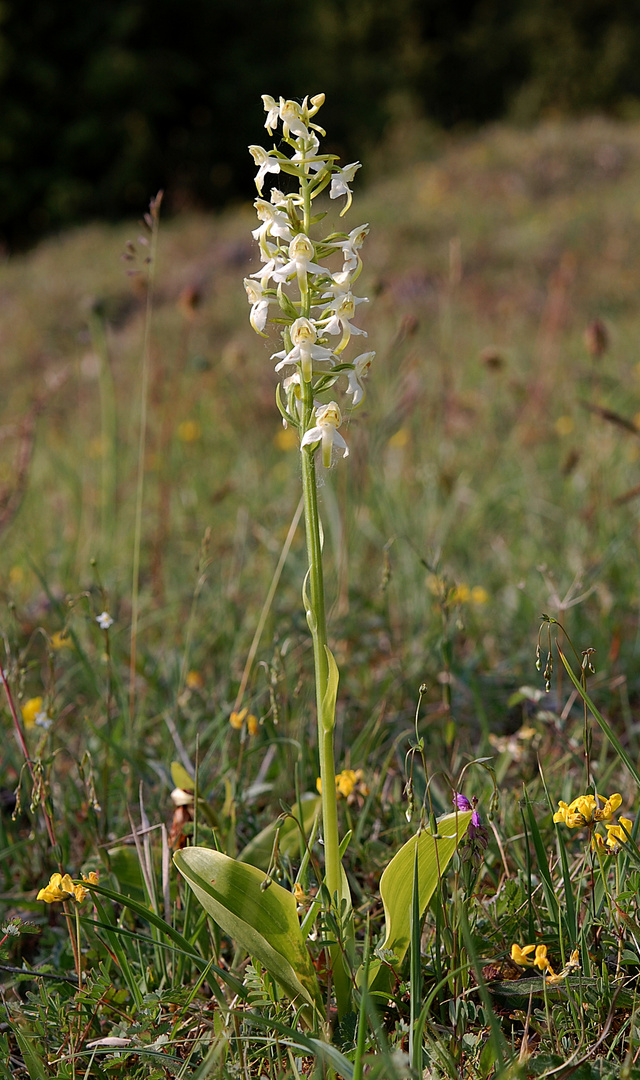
[[320, 289, 368, 350], [262, 94, 280, 135], [272, 317, 335, 383], [270, 188, 301, 210], [248, 238, 286, 289], [327, 268, 352, 290], [249, 146, 281, 194], [330, 162, 361, 215], [272, 233, 326, 293], [243, 278, 271, 334], [344, 351, 375, 406], [252, 199, 292, 256], [300, 402, 349, 467], [279, 99, 310, 141], [339, 224, 369, 273]]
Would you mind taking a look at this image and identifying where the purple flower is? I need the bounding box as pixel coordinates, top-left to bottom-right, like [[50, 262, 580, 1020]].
[[454, 793, 488, 852], [454, 793, 472, 812]]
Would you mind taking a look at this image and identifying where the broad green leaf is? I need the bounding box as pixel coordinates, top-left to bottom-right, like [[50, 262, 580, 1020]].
[[174, 847, 324, 1023], [238, 793, 321, 870], [367, 810, 472, 991]]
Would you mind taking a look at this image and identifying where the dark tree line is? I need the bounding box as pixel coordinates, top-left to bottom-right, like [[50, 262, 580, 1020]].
[[1, 0, 640, 247]]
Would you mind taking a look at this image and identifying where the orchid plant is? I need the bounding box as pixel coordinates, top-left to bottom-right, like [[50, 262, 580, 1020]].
[[247, 93, 374, 943], [174, 94, 472, 1026]]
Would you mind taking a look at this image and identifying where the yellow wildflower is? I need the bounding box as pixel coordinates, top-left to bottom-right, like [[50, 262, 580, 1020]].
[[229, 708, 247, 730], [554, 793, 622, 828], [229, 707, 258, 732], [533, 945, 553, 973], [511, 943, 536, 967], [470, 586, 489, 605], [37, 870, 99, 904], [511, 943, 557, 978], [336, 770, 358, 798], [186, 670, 204, 690], [605, 816, 633, 850], [21, 697, 45, 730], [177, 420, 202, 443], [594, 793, 622, 821], [317, 769, 365, 799], [293, 882, 306, 904], [546, 948, 581, 984], [451, 584, 470, 604], [37, 873, 76, 903], [73, 871, 99, 903], [50, 631, 70, 650]]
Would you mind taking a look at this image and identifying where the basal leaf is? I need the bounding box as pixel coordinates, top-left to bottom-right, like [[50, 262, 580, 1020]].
[[174, 847, 324, 1023], [367, 810, 472, 991]]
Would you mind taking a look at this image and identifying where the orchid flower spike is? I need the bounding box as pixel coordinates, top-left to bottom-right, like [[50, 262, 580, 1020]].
[[247, 95, 373, 468]]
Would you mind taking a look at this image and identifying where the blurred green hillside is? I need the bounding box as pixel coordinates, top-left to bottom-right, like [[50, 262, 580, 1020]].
[[3, 0, 640, 246], [2, 115, 640, 733]]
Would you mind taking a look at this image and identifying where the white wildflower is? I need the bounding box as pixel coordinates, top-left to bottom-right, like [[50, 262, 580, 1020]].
[[248, 145, 281, 194], [243, 278, 271, 334], [273, 318, 335, 383], [279, 99, 310, 140], [344, 352, 375, 406], [272, 233, 326, 292], [330, 162, 361, 215], [262, 94, 280, 136], [300, 402, 349, 467], [320, 291, 368, 353], [339, 224, 369, 274]]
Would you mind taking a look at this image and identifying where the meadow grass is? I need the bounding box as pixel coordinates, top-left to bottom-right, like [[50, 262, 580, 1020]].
[[1, 114, 640, 1077]]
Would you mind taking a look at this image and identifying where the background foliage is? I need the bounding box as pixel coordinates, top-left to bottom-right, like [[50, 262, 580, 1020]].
[[3, 0, 640, 247]]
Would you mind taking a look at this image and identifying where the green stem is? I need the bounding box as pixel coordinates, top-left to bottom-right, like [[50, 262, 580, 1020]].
[[300, 441, 340, 906], [299, 175, 346, 1011]]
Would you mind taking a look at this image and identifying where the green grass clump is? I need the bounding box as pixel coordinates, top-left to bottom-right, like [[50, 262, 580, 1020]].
[[2, 115, 640, 1077]]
